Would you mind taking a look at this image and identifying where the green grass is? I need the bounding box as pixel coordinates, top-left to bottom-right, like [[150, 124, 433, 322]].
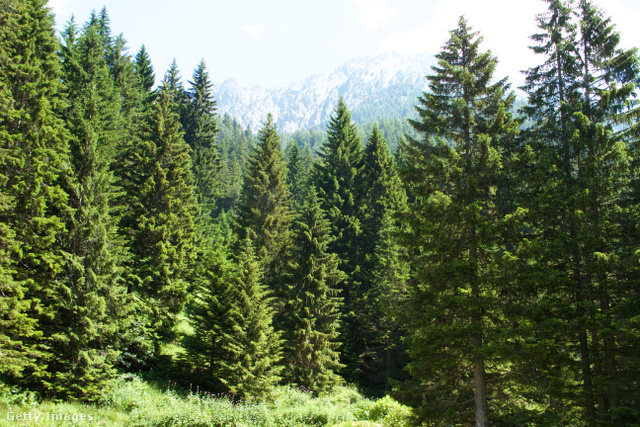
[[0, 375, 413, 427]]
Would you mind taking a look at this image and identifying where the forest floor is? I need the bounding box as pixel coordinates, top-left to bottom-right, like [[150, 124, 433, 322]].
[[0, 374, 411, 426]]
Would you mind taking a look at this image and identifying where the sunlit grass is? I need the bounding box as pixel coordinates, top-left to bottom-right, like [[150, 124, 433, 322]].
[[0, 374, 413, 427]]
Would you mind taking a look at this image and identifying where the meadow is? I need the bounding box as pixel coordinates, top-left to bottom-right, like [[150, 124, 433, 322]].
[[0, 374, 412, 427]]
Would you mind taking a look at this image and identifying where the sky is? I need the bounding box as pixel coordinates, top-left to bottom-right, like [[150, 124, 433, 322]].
[[48, 0, 640, 89]]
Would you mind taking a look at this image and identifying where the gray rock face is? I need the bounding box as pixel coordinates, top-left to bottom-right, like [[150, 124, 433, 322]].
[[212, 52, 436, 132]]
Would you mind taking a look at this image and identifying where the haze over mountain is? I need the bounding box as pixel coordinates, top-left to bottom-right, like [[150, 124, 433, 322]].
[[212, 51, 437, 132]]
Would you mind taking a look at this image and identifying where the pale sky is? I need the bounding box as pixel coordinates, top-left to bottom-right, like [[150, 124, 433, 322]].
[[48, 0, 640, 89]]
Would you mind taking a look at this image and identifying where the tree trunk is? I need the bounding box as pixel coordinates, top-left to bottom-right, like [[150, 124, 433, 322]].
[[590, 328, 607, 419], [473, 328, 490, 427], [600, 290, 621, 426]]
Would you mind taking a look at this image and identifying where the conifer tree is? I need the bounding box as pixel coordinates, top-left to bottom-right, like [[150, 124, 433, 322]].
[[354, 125, 407, 393], [367, 212, 410, 392], [49, 21, 128, 400], [286, 141, 314, 209], [0, 0, 73, 391], [219, 236, 282, 398], [126, 76, 197, 359], [134, 45, 155, 105], [519, 1, 640, 423], [111, 34, 143, 132], [285, 141, 309, 211], [163, 59, 190, 114], [234, 114, 294, 273], [280, 189, 345, 390], [398, 16, 517, 426], [359, 125, 406, 261], [109, 34, 144, 219], [183, 247, 235, 387], [312, 98, 364, 379], [184, 60, 220, 248]]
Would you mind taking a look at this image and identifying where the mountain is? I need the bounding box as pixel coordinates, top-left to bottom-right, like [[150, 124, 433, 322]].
[[212, 52, 436, 133]]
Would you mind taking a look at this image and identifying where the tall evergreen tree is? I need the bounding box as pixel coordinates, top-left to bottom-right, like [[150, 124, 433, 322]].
[[398, 16, 517, 426], [184, 60, 220, 248], [367, 211, 410, 393], [280, 189, 345, 391], [520, 1, 640, 423], [312, 98, 364, 380], [50, 21, 128, 400], [354, 125, 408, 394], [126, 76, 197, 359], [134, 44, 155, 105], [285, 141, 310, 211], [0, 0, 73, 392], [183, 247, 235, 388], [234, 114, 294, 274], [220, 236, 282, 398]]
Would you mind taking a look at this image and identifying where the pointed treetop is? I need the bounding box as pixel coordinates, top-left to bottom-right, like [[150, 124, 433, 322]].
[[134, 44, 155, 93], [162, 59, 183, 91]]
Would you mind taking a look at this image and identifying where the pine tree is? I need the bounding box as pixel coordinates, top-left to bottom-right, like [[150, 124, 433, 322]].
[[312, 98, 364, 380], [398, 16, 517, 426], [0, 0, 73, 392], [126, 76, 197, 359], [280, 189, 345, 391], [216, 115, 255, 213], [234, 114, 294, 273]]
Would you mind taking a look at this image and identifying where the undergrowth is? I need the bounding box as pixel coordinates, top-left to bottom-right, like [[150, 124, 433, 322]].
[[0, 374, 412, 427]]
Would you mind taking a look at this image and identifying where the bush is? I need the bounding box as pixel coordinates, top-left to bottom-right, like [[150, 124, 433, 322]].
[[368, 396, 412, 427]]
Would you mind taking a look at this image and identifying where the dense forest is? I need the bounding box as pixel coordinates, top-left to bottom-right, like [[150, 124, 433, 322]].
[[1, 0, 640, 425]]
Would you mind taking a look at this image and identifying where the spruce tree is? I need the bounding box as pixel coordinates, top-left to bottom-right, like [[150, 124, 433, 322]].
[[126, 76, 197, 359], [109, 33, 144, 228], [134, 44, 155, 105], [355, 125, 408, 393], [516, 1, 640, 424], [281, 189, 345, 391], [0, 0, 73, 392], [312, 98, 364, 380], [220, 236, 282, 398], [285, 141, 310, 211], [184, 60, 220, 248], [49, 21, 128, 400], [183, 247, 235, 388], [367, 212, 410, 393], [398, 16, 517, 426], [234, 114, 294, 274]]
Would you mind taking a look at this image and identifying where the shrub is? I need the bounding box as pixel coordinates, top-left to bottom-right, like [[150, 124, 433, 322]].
[[368, 396, 412, 427]]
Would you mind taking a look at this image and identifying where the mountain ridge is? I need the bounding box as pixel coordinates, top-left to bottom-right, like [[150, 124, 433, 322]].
[[212, 51, 437, 133]]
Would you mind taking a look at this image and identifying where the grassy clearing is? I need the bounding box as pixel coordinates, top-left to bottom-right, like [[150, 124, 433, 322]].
[[0, 375, 412, 427]]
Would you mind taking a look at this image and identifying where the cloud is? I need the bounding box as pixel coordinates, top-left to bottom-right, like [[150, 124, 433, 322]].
[[355, 0, 398, 33], [242, 24, 266, 38]]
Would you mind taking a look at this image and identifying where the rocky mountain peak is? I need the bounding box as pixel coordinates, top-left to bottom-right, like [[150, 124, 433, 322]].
[[212, 51, 436, 133]]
